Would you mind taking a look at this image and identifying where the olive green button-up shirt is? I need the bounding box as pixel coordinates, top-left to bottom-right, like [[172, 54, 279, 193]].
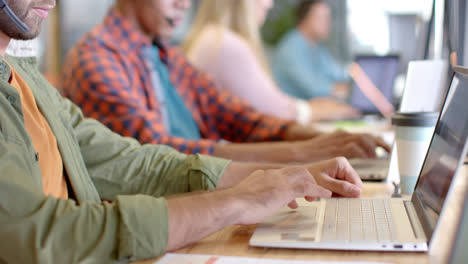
[[0, 55, 231, 263]]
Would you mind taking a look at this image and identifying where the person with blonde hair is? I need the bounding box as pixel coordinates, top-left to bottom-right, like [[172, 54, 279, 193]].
[[183, 0, 359, 123]]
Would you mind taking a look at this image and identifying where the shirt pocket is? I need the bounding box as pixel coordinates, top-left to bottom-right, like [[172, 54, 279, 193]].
[[0, 99, 26, 145]]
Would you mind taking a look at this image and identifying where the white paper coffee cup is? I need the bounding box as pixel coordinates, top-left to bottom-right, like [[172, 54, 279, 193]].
[[392, 112, 439, 194]]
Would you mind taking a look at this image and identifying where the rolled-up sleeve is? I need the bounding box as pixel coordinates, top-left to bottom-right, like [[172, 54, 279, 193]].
[[116, 195, 169, 260], [0, 139, 228, 263], [0, 137, 169, 263]]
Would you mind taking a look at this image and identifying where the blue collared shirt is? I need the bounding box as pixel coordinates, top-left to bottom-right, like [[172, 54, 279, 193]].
[[148, 45, 201, 140]]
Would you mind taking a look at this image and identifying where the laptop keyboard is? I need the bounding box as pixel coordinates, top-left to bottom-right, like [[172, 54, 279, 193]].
[[321, 199, 396, 242]]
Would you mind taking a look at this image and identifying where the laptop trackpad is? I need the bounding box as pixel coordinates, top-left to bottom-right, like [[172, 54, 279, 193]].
[[258, 204, 319, 242]]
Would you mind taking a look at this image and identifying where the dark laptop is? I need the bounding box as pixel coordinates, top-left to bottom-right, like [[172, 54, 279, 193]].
[[349, 55, 400, 115]]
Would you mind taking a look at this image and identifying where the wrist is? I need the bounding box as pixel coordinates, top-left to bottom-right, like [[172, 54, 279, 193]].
[[219, 188, 247, 226], [287, 142, 307, 163], [306, 103, 322, 122], [285, 124, 321, 141], [217, 162, 236, 189], [295, 99, 313, 125]]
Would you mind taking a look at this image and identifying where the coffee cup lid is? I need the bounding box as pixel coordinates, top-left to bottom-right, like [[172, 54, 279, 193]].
[[391, 112, 439, 127]]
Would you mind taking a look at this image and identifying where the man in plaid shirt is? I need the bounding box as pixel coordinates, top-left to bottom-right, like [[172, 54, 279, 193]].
[[62, 0, 389, 164]]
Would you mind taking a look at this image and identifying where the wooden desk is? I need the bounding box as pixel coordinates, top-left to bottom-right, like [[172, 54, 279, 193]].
[[137, 182, 430, 264]]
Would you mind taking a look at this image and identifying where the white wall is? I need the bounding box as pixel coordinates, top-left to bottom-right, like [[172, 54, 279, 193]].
[[60, 0, 114, 59]]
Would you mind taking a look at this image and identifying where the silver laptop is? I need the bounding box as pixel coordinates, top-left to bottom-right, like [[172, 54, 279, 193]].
[[250, 66, 468, 252]]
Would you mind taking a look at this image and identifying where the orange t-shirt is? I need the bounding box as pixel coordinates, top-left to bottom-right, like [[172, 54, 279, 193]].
[[9, 67, 68, 199]]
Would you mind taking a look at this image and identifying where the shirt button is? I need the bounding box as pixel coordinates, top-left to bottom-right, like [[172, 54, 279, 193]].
[[7, 95, 16, 105], [34, 152, 39, 162]]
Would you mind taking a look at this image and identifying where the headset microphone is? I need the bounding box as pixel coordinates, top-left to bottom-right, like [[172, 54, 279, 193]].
[[0, 0, 29, 33]]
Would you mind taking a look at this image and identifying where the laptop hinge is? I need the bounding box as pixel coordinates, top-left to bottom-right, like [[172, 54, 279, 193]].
[[404, 201, 427, 240]]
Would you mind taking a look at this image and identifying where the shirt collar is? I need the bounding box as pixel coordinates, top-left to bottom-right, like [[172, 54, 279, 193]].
[[152, 39, 169, 65]]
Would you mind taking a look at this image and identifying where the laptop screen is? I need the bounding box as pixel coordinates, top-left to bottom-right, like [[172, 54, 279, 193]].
[[350, 55, 399, 114], [413, 67, 468, 237]]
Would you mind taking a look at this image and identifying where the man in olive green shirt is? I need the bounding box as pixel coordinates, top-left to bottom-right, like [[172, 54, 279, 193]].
[[0, 0, 363, 263]]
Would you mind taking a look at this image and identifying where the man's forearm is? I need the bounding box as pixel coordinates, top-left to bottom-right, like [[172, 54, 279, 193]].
[[217, 162, 284, 189], [284, 123, 322, 141], [166, 188, 243, 251], [212, 140, 333, 164], [211, 124, 325, 164], [166, 162, 294, 251], [166, 162, 284, 251], [213, 142, 299, 163]]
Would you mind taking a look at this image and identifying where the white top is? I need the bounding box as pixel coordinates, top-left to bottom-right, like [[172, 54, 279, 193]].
[[186, 26, 310, 122]]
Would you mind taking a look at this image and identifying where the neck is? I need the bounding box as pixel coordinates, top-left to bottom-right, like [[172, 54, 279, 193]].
[[115, 1, 149, 38], [297, 24, 317, 44], [0, 30, 11, 56]]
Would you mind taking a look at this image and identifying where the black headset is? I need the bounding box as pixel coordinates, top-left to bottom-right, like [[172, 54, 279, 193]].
[[0, 0, 29, 33]]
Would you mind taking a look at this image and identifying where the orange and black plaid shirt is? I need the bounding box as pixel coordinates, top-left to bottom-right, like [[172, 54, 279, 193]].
[[62, 8, 291, 155]]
